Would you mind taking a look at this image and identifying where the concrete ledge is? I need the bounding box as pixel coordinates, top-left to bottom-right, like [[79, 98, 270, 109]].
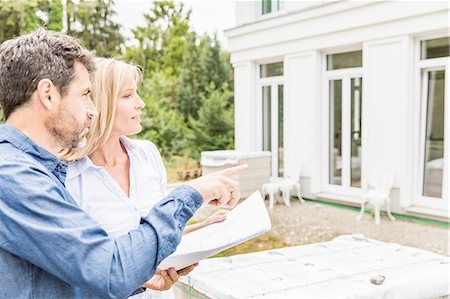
[[313, 192, 362, 206], [405, 206, 450, 222]]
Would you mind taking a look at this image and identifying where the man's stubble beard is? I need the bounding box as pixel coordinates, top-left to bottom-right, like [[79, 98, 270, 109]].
[[45, 106, 89, 150]]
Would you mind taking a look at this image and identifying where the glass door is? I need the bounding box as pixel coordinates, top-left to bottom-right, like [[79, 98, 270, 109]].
[[415, 36, 449, 210], [323, 50, 363, 195], [259, 62, 284, 178], [262, 84, 284, 177], [422, 69, 445, 199], [328, 76, 363, 190]]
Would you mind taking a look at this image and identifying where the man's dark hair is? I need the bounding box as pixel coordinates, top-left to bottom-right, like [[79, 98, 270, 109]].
[[0, 28, 95, 119]]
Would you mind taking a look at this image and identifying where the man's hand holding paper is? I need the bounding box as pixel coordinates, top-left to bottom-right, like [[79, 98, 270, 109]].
[[141, 263, 198, 291], [159, 190, 271, 270]]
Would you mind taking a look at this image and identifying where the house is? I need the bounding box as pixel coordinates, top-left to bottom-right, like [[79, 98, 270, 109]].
[[225, 0, 449, 221]]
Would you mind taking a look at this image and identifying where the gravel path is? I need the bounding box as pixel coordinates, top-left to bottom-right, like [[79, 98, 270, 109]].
[[192, 197, 450, 256]]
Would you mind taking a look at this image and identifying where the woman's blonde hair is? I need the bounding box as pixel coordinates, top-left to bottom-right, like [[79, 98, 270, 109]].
[[61, 57, 142, 161]]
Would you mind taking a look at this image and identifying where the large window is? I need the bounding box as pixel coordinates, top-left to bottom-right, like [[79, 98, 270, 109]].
[[261, 0, 284, 15], [418, 37, 449, 204], [260, 62, 283, 77], [422, 70, 445, 198], [259, 62, 284, 177], [327, 50, 362, 70], [325, 50, 363, 193], [421, 37, 450, 60]]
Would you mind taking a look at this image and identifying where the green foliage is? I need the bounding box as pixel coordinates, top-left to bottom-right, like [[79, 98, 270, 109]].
[[129, 0, 235, 169], [211, 232, 291, 258], [67, 0, 123, 57], [38, 0, 64, 32], [0, 0, 235, 174], [199, 34, 231, 92], [188, 84, 234, 159], [135, 71, 189, 159], [0, 0, 63, 43], [176, 33, 203, 121], [126, 0, 191, 75], [138, 100, 190, 160]]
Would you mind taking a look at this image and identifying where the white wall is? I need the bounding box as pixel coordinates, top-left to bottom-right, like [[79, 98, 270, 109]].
[[234, 62, 257, 150], [284, 51, 321, 193], [362, 37, 412, 206], [228, 1, 449, 219], [226, 1, 447, 64], [284, 1, 332, 12], [235, 1, 257, 26], [235, 0, 338, 27]]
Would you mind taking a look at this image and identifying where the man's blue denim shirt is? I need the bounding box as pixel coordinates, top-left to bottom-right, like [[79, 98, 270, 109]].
[[0, 124, 202, 299]]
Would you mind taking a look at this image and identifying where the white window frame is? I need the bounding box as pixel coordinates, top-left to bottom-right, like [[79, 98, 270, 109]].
[[258, 0, 284, 17], [256, 62, 284, 177], [413, 41, 449, 211], [322, 65, 363, 197]]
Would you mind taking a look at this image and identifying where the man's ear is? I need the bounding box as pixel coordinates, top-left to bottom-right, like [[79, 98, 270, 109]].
[[36, 79, 58, 111]]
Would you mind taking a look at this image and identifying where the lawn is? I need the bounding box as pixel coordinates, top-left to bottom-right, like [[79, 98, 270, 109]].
[[211, 232, 291, 258], [186, 218, 291, 258]]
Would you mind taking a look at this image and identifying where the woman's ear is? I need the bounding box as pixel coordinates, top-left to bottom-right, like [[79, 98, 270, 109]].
[[36, 78, 56, 110]]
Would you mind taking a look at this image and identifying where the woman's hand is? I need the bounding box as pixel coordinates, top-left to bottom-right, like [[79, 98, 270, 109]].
[[183, 210, 229, 234], [202, 210, 228, 226]]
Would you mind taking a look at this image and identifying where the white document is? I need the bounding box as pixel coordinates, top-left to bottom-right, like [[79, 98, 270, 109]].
[[158, 191, 271, 270]]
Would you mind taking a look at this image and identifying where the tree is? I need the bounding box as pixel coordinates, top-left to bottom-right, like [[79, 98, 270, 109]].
[[174, 34, 235, 122], [134, 69, 191, 159], [199, 34, 231, 94], [67, 0, 123, 57], [37, 0, 63, 32], [0, 0, 63, 122], [176, 33, 203, 121], [125, 0, 236, 163], [188, 84, 234, 159], [126, 0, 191, 75], [0, 0, 63, 43]]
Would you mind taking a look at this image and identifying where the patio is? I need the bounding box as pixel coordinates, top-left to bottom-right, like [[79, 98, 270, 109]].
[[192, 196, 449, 257], [175, 198, 448, 298]]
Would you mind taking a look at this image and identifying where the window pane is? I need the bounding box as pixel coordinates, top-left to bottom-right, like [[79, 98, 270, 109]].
[[327, 51, 362, 70], [423, 70, 445, 198], [329, 80, 342, 185], [262, 86, 272, 152], [261, 0, 284, 15], [421, 37, 450, 60], [351, 78, 362, 187], [260, 62, 283, 78], [262, 0, 272, 15], [278, 85, 284, 177]]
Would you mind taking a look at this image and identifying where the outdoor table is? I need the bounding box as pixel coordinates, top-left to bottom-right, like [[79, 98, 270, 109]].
[[173, 234, 450, 298]]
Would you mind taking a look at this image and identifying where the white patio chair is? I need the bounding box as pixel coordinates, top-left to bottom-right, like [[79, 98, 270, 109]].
[[356, 166, 395, 225], [261, 160, 305, 209]]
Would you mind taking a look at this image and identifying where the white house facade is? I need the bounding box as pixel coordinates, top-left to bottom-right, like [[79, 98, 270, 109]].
[[225, 0, 449, 221]]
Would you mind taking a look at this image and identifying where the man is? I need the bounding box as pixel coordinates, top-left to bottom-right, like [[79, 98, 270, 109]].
[[0, 28, 244, 298]]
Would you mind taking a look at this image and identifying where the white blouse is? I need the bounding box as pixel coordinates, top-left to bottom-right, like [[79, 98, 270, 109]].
[[66, 137, 168, 237], [66, 137, 173, 299]]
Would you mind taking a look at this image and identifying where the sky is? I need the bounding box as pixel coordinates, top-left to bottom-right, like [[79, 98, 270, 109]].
[[114, 0, 236, 48]]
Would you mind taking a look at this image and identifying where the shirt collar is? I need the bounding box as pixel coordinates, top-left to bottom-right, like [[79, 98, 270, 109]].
[[0, 124, 66, 172], [67, 136, 136, 179], [120, 136, 137, 154]]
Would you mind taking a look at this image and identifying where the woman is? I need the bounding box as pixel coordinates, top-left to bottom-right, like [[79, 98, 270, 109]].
[[64, 58, 227, 299]]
